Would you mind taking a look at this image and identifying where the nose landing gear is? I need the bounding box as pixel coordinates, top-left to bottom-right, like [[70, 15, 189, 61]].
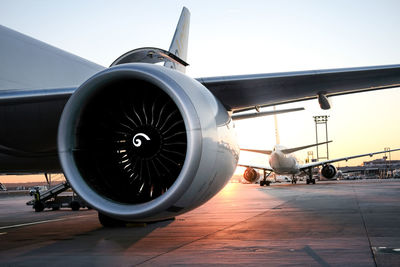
[[291, 175, 297, 184]]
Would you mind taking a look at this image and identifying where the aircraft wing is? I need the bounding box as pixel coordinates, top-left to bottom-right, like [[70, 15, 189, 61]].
[[198, 64, 400, 112], [0, 88, 74, 103], [3, 63, 400, 109], [3, 64, 400, 117], [299, 148, 400, 170], [238, 162, 274, 172]]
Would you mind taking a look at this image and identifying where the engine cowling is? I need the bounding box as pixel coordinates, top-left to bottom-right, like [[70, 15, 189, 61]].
[[321, 164, 337, 179], [58, 63, 239, 222], [243, 167, 260, 183]]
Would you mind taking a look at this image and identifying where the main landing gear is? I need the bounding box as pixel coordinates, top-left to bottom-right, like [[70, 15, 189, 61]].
[[259, 170, 271, 186], [291, 175, 297, 184], [305, 167, 316, 184]]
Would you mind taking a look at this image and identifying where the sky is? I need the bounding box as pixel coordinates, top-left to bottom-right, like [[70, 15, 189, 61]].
[[1, 0, 400, 182]]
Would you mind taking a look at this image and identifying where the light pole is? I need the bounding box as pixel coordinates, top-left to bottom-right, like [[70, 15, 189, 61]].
[[384, 147, 391, 177], [313, 115, 329, 161]]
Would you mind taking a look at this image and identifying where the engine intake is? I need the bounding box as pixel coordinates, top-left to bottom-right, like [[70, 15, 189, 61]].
[[243, 167, 260, 183], [74, 79, 187, 204], [321, 164, 337, 179]]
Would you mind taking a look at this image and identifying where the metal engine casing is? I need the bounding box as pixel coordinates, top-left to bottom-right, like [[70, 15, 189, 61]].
[[243, 167, 260, 183], [321, 164, 337, 179], [58, 63, 239, 222]]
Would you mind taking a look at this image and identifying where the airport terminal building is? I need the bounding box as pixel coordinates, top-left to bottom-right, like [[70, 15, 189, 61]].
[[338, 158, 400, 178]]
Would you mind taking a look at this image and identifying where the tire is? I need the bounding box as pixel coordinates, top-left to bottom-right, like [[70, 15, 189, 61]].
[[34, 202, 45, 212], [312, 179, 316, 184], [70, 201, 80, 211], [260, 181, 264, 186], [52, 206, 60, 211]]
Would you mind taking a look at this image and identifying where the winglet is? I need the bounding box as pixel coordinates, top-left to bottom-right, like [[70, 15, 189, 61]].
[[164, 7, 190, 73]]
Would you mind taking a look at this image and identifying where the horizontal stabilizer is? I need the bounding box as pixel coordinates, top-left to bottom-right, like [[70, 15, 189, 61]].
[[241, 148, 273, 155], [281, 141, 332, 154], [241, 141, 332, 155], [232, 107, 304, 120]]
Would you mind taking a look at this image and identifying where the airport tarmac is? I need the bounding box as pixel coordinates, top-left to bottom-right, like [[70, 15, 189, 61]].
[[1, 179, 400, 266]]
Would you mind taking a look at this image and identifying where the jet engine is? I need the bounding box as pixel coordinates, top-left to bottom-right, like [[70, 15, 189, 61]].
[[243, 167, 260, 183], [320, 164, 337, 179], [58, 63, 239, 223]]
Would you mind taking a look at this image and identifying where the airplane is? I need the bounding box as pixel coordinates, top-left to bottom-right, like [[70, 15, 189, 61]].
[[239, 108, 400, 185], [238, 106, 333, 185], [240, 144, 400, 186], [1, 7, 400, 226]]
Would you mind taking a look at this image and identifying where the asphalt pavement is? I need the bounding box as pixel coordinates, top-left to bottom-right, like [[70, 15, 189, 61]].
[[1, 179, 400, 266]]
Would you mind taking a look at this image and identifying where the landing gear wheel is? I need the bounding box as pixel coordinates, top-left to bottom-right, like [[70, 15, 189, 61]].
[[98, 212, 127, 227], [312, 179, 316, 184], [34, 201, 45, 212], [260, 181, 270, 186], [259, 170, 272, 187], [70, 201, 81, 211]]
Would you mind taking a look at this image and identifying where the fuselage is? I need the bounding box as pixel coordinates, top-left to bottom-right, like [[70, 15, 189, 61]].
[[268, 145, 300, 175], [0, 25, 104, 173]]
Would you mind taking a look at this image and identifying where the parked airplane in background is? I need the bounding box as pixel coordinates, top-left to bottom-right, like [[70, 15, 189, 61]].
[[1, 7, 400, 226], [240, 146, 400, 186], [239, 106, 400, 186], [239, 106, 329, 185]]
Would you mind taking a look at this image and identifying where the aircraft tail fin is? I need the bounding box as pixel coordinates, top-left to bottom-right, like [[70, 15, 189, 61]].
[[281, 141, 332, 154], [273, 106, 280, 145], [164, 7, 190, 73]]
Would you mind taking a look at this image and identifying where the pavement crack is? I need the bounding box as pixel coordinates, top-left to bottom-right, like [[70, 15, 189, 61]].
[[352, 184, 377, 267]]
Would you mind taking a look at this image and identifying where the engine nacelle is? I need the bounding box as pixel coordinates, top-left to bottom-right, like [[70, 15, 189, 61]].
[[58, 63, 239, 222], [243, 167, 260, 183], [321, 164, 337, 179]]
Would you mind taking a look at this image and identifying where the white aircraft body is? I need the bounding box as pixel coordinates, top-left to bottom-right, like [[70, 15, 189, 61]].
[[1, 7, 400, 226], [240, 144, 400, 186]]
